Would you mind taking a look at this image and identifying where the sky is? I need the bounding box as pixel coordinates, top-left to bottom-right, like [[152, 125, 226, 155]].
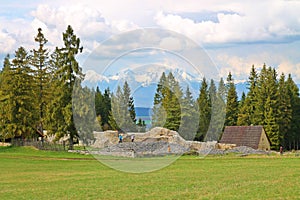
[[1, 0, 300, 82]]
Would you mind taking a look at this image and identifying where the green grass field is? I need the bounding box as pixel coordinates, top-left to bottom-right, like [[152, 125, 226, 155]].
[[0, 146, 299, 200]]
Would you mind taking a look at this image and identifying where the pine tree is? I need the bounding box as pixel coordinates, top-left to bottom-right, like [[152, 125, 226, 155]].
[[46, 25, 84, 149], [123, 81, 137, 131], [263, 67, 280, 149], [254, 64, 268, 125], [264, 96, 280, 149], [163, 72, 182, 131], [72, 82, 96, 146], [179, 86, 198, 140], [29, 28, 51, 137], [0, 47, 38, 139], [108, 82, 137, 132], [225, 72, 238, 126], [108, 86, 124, 131], [237, 92, 251, 126], [207, 78, 226, 141], [0, 55, 12, 140], [152, 72, 167, 127], [205, 79, 219, 141], [237, 66, 259, 126], [102, 88, 112, 130], [286, 74, 300, 150], [196, 77, 210, 141], [247, 65, 259, 124], [277, 73, 292, 147], [152, 72, 182, 131]]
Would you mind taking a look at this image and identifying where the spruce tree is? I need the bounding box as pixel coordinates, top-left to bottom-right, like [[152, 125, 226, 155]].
[[0, 47, 38, 139], [46, 25, 84, 149], [152, 72, 182, 131], [72, 82, 96, 146], [237, 93, 252, 126], [206, 79, 220, 141], [180, 86, 198, 140], [196, 77, 210, 141], [225, 72, 238, 126], [277, 73, 292, 147], [264, 96, 280, 149], [152, 72, 167, 127], [108, 82, 137, 132], [102, 88, 112, 130], [207, 78, 226, 141], [29, 28, 51, 137], [163, 72, 182, 131], [123, 81, 137, 131], [286, 74, 300, 149]]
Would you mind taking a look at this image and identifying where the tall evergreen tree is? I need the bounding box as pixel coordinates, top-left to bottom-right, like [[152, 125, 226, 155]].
[[163, 73, 182, 131], [72, 82, 96, 146], [102, 88, 112, 130], [46, 25, 84, 149], [264, 96, 280, 149], [0, 47, 38, 139], [108, 82, 137, 132], [179, 86, 198, 140], [254, 64, 268, 125], [123, 81, 137, 130], [29, 28, 51, 137], [277, 73, 292, 147], [225, 72, 238, 126], [152, 72, 167, 127], [286, 74, 300, 150], [196, 77, 210, 141], [152, 72, 182, 131]]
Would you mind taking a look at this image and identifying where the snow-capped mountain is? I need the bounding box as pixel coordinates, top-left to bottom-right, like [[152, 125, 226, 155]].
[[82, 67, 250, 107], [82, 67, 202, 107]]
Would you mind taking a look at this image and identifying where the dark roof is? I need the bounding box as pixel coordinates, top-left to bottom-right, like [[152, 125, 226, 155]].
[[220, 126, 267, 149]]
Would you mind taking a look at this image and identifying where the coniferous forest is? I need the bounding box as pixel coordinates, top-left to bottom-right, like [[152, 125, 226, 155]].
[[0, 26, 300, 150]]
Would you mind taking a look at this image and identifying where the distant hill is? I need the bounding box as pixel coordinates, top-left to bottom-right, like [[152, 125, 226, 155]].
[[83, 69, 300, 108]]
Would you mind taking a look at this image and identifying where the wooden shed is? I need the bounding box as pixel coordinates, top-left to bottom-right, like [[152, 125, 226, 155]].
[[220, 126, 270, 151]]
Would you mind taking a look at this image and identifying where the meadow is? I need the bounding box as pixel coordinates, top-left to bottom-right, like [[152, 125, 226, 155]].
[[0, 146, 299, 200]]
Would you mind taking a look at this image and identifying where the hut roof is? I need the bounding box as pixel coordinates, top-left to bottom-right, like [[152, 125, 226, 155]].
[[220, 126, 268, 149]]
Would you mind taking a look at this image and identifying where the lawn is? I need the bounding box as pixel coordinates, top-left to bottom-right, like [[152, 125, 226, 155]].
[[0, 146, 299, 200]]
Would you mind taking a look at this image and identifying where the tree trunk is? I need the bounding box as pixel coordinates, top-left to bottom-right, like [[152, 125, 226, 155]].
[[69, 134, 73, 150]]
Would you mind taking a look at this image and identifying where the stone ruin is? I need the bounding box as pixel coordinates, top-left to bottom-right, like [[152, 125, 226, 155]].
[[90, 127, 218, 157], [83, 127, 270, 158]]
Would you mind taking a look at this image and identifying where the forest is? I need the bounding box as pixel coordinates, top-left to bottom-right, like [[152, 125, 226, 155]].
[[0, 25, 299, 150]]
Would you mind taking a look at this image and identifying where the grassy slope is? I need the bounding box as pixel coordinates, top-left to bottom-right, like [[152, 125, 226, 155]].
[[0, 146, 299, 200]]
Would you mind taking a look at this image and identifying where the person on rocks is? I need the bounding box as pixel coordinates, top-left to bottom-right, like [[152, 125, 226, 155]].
[[118, 134, 123, 143], [131, 134, 135, 142]]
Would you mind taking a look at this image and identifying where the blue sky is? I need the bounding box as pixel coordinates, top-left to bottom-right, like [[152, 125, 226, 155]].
[[1, 0, 300, 82]]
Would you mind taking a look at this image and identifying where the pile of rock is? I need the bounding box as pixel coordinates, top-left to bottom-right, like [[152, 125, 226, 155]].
[[93, 141, 189, 158], [198, 146, 269, 156], [88, 127, 269, 158]]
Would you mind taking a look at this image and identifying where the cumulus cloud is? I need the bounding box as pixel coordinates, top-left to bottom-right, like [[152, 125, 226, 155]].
[[1, 0, 300, 85], [277, 61, 300, 81], [154, 1, 300, 45]]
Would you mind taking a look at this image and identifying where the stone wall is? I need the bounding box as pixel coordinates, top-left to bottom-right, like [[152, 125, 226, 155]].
[[91, 127, 218, 153]]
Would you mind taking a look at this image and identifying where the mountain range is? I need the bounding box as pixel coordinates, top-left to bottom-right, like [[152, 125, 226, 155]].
[[82, 68, 248, 108]]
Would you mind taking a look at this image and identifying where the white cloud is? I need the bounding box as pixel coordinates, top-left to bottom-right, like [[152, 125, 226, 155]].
[[277, 61, 300, 81], [154, 1, 300, 45], [0, 31, 16, 54], [1, 0, 300, 85]]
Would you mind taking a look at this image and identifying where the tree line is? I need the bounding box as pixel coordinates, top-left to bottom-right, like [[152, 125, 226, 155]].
[[0, 26, 84, 149], [1, 25, 299, 150], [0, 26, 146, 149], [152, 66, 300, 150]]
